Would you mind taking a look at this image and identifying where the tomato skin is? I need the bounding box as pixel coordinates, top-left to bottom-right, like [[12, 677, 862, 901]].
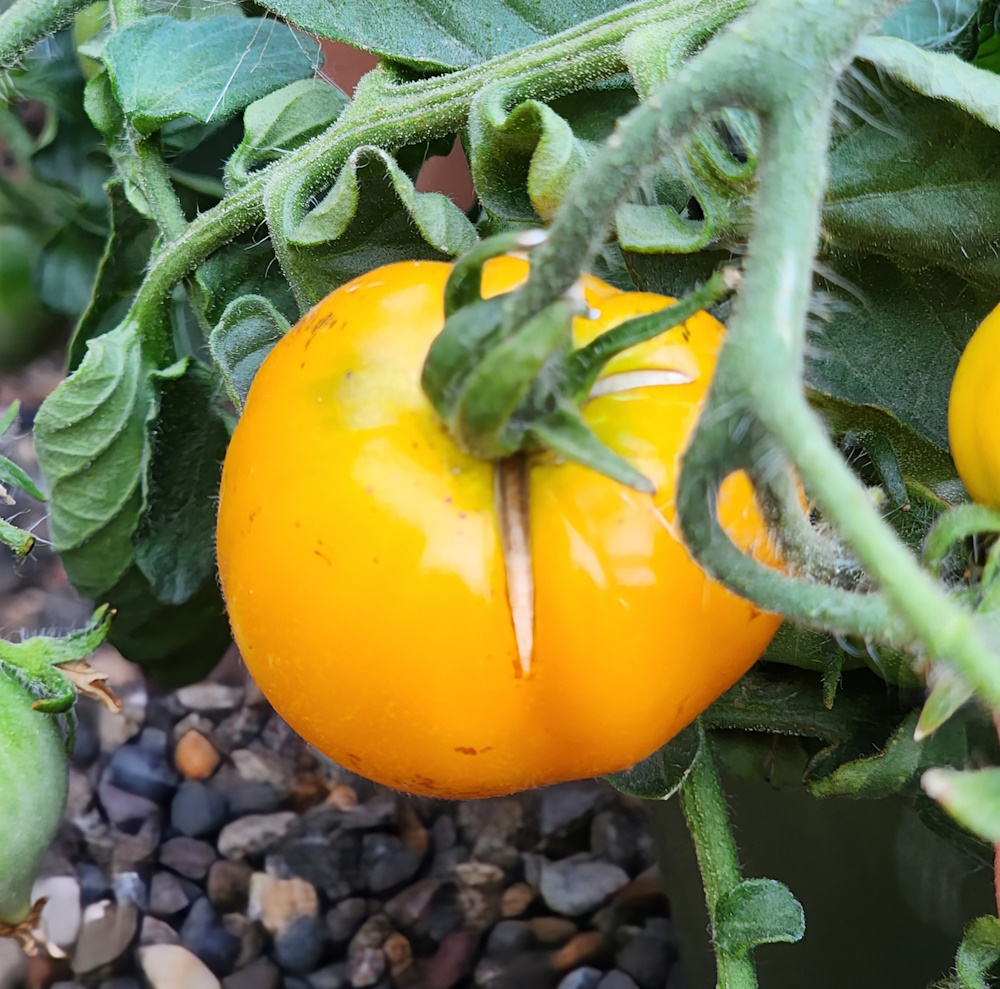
[[216, 258, 782, 799], [949, 304, 1000, 510], [0, 672, 68, 923]]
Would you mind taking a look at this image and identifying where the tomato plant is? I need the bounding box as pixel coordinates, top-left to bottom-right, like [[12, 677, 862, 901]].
[[217, 256, 782, 797], [6, 0, 1000, 983]]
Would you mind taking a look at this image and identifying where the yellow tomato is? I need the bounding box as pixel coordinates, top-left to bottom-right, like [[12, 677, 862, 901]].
[[949, 303, 1000, 509], [216, 257, 783, 798]]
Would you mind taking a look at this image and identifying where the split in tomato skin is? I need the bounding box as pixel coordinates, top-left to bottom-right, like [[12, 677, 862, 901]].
[[216, 257, 784, 799], [949, 303, 1000, 510]]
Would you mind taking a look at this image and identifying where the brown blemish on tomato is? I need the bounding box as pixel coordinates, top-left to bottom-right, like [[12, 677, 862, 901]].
[[344, 752, 361, 768], [454, 746, 492, 756], [248, 508, 259, 524], [314, 549, 332, 566]]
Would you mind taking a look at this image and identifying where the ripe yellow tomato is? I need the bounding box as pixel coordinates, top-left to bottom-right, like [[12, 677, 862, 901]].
[[949, 303, 1000, 509], [216, 257, 783, 798]]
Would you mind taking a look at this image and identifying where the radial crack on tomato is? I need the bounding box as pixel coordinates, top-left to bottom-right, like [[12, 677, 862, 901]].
[[216, 257, 786, 799], [495, 454, 534, 674]]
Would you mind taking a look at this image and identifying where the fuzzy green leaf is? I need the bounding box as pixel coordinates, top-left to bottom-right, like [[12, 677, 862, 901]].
[[99, 16, 321, 136], [225, 78, 349, 191], [249, 0, 635, 71], [133, 363, 230, 605], [209, 295, 289, 412], [715, 879, 805, 954], [606, 724, 702, 800], [955, 916, 1000, 989], [278, 145, 477, 306]]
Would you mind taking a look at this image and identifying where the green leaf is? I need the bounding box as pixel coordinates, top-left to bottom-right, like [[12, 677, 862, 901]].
[[605, 723, 702, 800], [99, 15, 321, 137], [825, 67, 1000, 269], [34, 223, 105, 317], [714, 879, 805, 953], [278, 145, 478, 306], [807, 254, 982, 458], [225, 78, 349, 192], [0, 454, 44, 502], [102, 565, 231, 687], [196, 238, 299, 328], [879, 0, 979, 49], [33, 322, 171, 598], [69, 182, 159, 371], [923, 767, 1000, 842], [955, 916, 1000, 989], [133, 363, 230, 605], [468, 83, 638, 225], [249, 0, 636, 71], [810, 711, 923, 798], [209, 295, 289, 413]]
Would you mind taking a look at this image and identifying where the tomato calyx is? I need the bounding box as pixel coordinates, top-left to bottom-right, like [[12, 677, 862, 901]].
[[0, 605, 119, 754], [421, 231, 739, 493]]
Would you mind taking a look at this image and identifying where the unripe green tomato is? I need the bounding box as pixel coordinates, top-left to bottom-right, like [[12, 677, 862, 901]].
[[0, 672, 67, 924], [0, 226, 61, 371]]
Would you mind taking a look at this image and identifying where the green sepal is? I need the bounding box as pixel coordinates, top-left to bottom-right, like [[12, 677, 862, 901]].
[[917, 668, 976, 740], [452, 298, 575, 459], [566, 266, 734, 397], [0, 517, 35, 558], [0, 605, 114, 753], [530, 404, 655, 494], [443, 229, 546, 317]]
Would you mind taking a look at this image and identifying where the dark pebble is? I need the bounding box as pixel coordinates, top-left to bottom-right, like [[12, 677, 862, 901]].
[[591, 809, 654, 876], [98, 979, 142, 989], [211, 765, 285, 816], [540, 783, 605, 840], [97, 775, 159, 830], [149, 871, 198, 918], [70, 704, 100, 768], [274, 914, 327, 975], [78, 863, 112, 906], [557, 969, 604, 989], [307, 962, 349, 989], [222, 956, 281, 989], [171, 781, 229, 837], [207, 859, 253, 912], [540, 857, 630, 917], [598, 973, 641, 989], [615, 919, 676, 989], [139, 726, 169, 756], [277, 830, 362, 900], [339, 795, 397, 831], [107, 742, 179, 802], [485, 920, 535, 959], [160, 836, 217, 880], [326, 898, 368, 944], [180, 897, 242, 975], [362, 834, 423, 893]]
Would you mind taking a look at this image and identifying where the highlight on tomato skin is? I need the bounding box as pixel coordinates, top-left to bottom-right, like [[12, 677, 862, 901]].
[[949, 302, 1000, 511], [215, 257, 786, 800]]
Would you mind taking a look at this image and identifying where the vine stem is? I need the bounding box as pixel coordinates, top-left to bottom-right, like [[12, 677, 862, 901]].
[[123, 0, 746, 331], [680, 722, 756, 989], [0, 0, 90, 68]]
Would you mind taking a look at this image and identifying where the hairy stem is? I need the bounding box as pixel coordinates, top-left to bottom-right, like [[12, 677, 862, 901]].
[[125, 0, 746, 328], [680, 722, 756, 989], [0, 0, 89, 68]]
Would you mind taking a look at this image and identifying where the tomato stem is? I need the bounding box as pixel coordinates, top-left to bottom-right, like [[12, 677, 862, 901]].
[[680, 722, 760, 989], [0, 0, 89, 67]]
